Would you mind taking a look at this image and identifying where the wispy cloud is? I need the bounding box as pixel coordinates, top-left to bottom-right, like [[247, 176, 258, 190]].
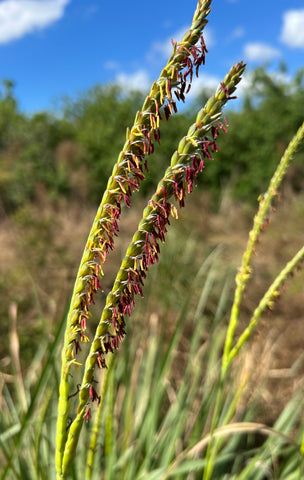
[[280, 9, 304, 49], [244, 42, 281, 62], [230, 27, 245, 40], [104, 60, 120, 71], [0, 0, 69, 44], [114, 70, 151, 93], [83, 4, 99, 19], [147, 26, 188, 62]]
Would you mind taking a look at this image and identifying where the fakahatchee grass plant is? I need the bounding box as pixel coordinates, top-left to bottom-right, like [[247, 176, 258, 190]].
[[52, 0, 304, 478], [2, 0, 304, 479], [54, 0, 246, 477], [54, 0, 249, 476]]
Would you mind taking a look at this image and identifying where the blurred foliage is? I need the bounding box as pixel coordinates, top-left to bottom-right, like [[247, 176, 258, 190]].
[[208, 65, 304, 203], [0, 66, 304, 217], [0, 80, 73, 213], [62, 85, 144, 201]]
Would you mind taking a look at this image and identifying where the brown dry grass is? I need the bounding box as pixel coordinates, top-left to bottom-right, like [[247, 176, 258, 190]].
[[203, 190, 304, 425], [0, 188, 303, 424]]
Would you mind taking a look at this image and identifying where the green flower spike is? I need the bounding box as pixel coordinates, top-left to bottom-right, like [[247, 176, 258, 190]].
[[223, 119, 304, 375], [56, 1, 214, 477]]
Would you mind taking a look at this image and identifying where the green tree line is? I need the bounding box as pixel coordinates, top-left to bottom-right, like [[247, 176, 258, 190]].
[[0, 66, 303, 216]]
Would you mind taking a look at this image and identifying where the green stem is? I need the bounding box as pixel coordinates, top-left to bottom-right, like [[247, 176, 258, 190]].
[[85, 355, 114, 479], [228, 245, 304, 366], [202, 374, 247, 480], [222, 120, 304, 374]]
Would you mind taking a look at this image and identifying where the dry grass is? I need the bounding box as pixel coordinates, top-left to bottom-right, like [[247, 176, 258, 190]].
[[1, 189, 304, 425]]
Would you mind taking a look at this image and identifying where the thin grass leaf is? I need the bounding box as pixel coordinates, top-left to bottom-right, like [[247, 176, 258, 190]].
[[236, 393, 304, 480], [1, 310, 66, 480], [86, 354, 114, 479]]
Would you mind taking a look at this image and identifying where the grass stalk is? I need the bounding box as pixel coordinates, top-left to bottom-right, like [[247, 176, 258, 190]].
[[1, 310, 66, 480], [202, 121, 304, 480], [9, 302, 27, 412], [222, 121, 304, 374], [85, 354, 114, 479], [228, 245, 304, 366]]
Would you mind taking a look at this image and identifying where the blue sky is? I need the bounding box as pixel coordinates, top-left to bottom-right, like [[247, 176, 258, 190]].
[[0, 0, 304, 114]]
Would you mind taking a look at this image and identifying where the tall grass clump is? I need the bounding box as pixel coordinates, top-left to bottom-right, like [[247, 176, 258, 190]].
[[1, 1, 304, 479], [54, 1, 246, 475]]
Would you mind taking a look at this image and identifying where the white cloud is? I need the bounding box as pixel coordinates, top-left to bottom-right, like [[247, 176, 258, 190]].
[[190, 70, 251, 105], [244, 42, 281, 62], [114, 70, 151, 93], [281, 9, 304, 49], [187, 73, 220, 100], [148, 26, 188, 61], [0, 0, 69, 44], [113, 69, 220, 101], [112, 68, 248, 109], [235, 69, 291, 99]]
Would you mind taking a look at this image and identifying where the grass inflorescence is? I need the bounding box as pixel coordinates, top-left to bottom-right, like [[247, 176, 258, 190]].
[[56, 3, 213, 473]]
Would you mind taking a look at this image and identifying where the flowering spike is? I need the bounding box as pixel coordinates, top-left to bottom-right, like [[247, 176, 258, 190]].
[[59, 62, 246, 473], [56, 3, 245, 477]]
